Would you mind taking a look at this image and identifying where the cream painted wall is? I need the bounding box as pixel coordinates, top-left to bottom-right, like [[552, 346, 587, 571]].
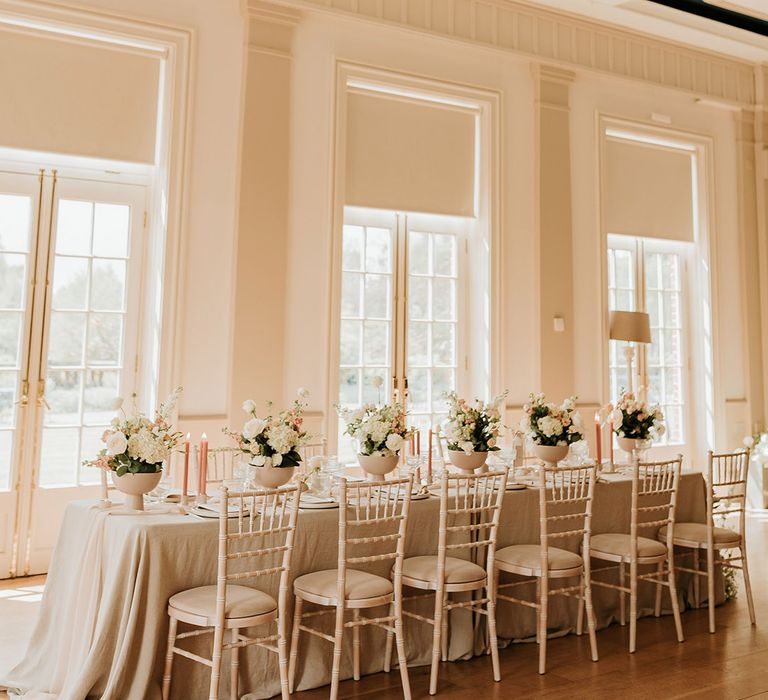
[[5, 1, 757, 458], [283, 12, 537, 434], [40, 0, 246, 433], [280, 9, 753, 462]]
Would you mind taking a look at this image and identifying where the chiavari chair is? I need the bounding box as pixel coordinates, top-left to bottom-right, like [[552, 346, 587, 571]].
[[590, 455, 684, 653], [205, 447, 242, 489], [493, 464, 598, 674], [386, 468, 508, 695], [288, 476, 413, 700], [659, 449, 755, 633], [162, 484, 301, 700]]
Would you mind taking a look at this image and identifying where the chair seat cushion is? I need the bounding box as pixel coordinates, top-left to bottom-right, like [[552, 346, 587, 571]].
[[591, 533, 666, 559], [659, 522, 741, 547], [402, 555, 486, 585], [294, 568, 393, 602], [169, 584, 276, 620], [495, 544, 583, 572]]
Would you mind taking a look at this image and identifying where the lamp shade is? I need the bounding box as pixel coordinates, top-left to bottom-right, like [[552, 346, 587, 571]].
[[609, 310, 651, 344]]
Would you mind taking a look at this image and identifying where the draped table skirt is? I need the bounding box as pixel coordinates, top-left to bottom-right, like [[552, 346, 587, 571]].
[[2, 472, 718, 700]]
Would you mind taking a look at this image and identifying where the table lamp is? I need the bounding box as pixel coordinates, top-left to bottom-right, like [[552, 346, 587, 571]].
[[609, 310, 651, 394]]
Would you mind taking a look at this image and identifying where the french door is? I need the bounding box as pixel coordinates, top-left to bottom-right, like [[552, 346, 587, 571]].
[[336, 207, 466, 459], [607, 235, 690, 458], [0, 167, 146, 577]]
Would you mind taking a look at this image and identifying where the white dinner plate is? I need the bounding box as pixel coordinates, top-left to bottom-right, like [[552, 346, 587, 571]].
[[300, 499, 339, 510]]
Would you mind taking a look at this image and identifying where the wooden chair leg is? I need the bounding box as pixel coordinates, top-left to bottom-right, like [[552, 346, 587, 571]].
[[230, 628, 239, 700], [535, 579, 542, 644], [706, 544, 716, 634], [619, 561, 626, 627], [654, 561, 664, 617], [394, 591, 412, 700], [440, 591, 449, 662], [667, 553, 685, 643], [288, 596, 303, 694], [352, 609, 361, 681], [576, 575, 585, 636], [429, 587, 444, 695], [383, 602, 395, 672], [209, 623, 225, 700], [487, 575, 501, 682], [740, 543, 757, 626], [629, 559, 638, 654], [330, 602, 345, 700], [162, 616, 177, 700], [584, 571, 599, 662], [693, 548, 701, 609], [538, 574, 548, 675], [278, 613, 290, 700]]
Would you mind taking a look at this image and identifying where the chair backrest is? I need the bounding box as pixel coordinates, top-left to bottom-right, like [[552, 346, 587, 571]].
[[632, 455, 682, 557], [206, 447, 242, 486], [435, 469, 509, 582], [299, 438, 327, 464], [337, 476, 413, 602], [537, 464, 596, 564], [215, 485, 302, 627], [707, 449, 750, 540]]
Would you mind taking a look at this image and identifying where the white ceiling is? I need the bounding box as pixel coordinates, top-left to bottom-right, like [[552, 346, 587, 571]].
[[520, 0, 768, 62]]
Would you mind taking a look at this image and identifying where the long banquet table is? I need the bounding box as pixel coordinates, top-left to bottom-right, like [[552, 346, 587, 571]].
[[2, 472, 720, 700]]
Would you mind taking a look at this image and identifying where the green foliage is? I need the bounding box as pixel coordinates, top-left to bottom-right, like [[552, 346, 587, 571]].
[[111, 452, 162, 476]]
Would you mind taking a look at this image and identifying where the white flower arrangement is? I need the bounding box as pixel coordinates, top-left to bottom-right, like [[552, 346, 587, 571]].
[[442, 391, 507, 454], [84, 387, 183, 475], [226, 390, 309, 468], [612, 390, 665, 441], [521, 393, 584, 447], [337, 402, 412, 457]]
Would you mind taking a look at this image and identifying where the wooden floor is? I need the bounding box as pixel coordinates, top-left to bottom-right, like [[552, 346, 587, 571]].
[[295, 513, 768, 700], [1, 516, 767, 699]]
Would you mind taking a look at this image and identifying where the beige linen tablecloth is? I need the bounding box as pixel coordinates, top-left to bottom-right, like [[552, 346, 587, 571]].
[[2, 473, 715, 700]]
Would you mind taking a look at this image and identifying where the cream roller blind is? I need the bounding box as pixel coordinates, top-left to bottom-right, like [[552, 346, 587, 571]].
[[603, 137, 694, 241], [0, 29, 161, 163], [345, 91, 476, 217]]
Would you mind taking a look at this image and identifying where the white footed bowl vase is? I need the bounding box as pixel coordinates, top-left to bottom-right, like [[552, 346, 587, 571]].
[[111, 471, 162, 511], [358, 454, 399, 480], [533, 444, 569, 468], [447, 449, 488, 473], [254, 465, 295, 489]]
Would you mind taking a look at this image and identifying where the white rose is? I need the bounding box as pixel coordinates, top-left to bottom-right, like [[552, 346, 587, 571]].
[[105, 431, 128, 456], [372, 375, 384, 388], [459, 441, 474, 454], [111, 397, 124, 411], [242, 399, 256, 414], [743, 436, 755, 447], [243, 418, 266, 439], [386, 433, 404, 452], [297, 387, 310, 399], [272, 452, 283, 466], [251, 455, 266, 466]]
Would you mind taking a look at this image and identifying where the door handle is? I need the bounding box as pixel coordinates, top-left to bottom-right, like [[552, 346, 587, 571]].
[[36, 379, 50, 410], [15, 379, 30, 406]]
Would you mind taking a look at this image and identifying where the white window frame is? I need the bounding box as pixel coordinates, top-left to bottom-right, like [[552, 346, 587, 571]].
[[607, 233, 694, 459], [336, 206, 470, 458], [327, 63, 502, 456]]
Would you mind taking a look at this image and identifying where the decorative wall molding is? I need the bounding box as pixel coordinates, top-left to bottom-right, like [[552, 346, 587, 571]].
[[268, 0, 757, 106]]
